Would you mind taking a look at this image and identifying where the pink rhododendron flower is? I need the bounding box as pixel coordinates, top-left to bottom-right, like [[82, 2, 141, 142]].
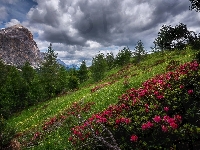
[[170, 122, 178, 129], [153, 115, 161, 123], [163, 115, 170, 122], [167, 118, 175, 124], [115, 117, 131, 124], [180, 85, 184, 89], [144, 103, 149, 108], [116, 119, 121, 124], [154, 91, 159, 95], [130, 134, 138, 142], [142, 121, 153, 130], [174, 115, 182, 122], [156, 94, 164, 100], [188, 89, 193, 95], [161, 125, 168, 132], [164, 107, 169, 112], [138, 89, 147, 97], [125, 118, 131, 124], [142, 124, 147, 130]]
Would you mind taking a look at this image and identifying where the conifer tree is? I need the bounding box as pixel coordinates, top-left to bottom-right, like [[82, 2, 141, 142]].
[[78, 60, 88, 83], [106, 52, 115, 70], [115, 47, 132, 66], [91, 52, 107, 82], [189, 0, 200, 12], [39, 43, 63, 98], [21, 62, 36, 84], [134, 40, 146, 63]]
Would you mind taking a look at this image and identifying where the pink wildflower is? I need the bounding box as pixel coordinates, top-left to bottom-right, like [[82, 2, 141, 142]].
[[170, 122, 178, 129], [116, 119, 121, 124], [142, 121, 153, 130], [144, 103, 149, 108], [164, 107, 169, 112], [163, 115, 170, 122], [153, 115, 161, 123], [156, 94, 164, 100], [174, 115, 182, 122], [167, 118, 175, 124], [161, 125, 168, 132], [188, 89, 193, 95], [130, 134, 138, 142]]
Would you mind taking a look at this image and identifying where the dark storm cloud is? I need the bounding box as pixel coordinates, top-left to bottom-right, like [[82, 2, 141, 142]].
[[38, 27, 87, 46], [28, 5, 60, 27], [3, 0, 196, 65], [27, 0, 200, 50]]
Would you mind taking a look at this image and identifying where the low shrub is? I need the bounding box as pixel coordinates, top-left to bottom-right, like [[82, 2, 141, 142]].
[[69, 61, 200, 149]]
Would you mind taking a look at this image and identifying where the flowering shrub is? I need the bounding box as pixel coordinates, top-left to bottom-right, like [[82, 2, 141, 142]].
[[17, 101, 95, 148], [69, 61, 200, 149]]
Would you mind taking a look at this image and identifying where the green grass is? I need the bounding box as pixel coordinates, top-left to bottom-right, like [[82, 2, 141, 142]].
[[6, 48, 196, 149]]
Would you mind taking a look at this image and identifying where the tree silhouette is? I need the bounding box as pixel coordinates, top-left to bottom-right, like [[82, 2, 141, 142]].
[[78, 60, 88, 83], [115, 47, 132, 66], [91, 52, 107, 82], [154, 23, 191, 51], [189, 0, 200, 12], [134, 40, 146, 63]]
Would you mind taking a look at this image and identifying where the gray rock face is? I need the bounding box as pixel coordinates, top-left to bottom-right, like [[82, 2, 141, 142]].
[[0, 24, 44, 68]]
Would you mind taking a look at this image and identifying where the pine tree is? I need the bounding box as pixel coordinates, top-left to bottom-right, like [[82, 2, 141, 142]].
[[106, 52, 115, 70], [115, 47, 132, 66], [78, 60, 88, 83], [39, 43, 62, 98], [134, 40, 146, 63], [91, 52, 107, 82], [21, 62, 36, 84]]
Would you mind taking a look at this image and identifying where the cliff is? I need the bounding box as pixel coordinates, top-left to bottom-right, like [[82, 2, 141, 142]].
[[0, 24, 44, 68]]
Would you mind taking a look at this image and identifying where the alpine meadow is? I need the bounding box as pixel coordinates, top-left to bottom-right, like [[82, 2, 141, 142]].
[[1, 0, 200, 149]]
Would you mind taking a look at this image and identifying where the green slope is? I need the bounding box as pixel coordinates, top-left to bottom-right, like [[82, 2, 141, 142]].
[[6, 48, 196, 149]]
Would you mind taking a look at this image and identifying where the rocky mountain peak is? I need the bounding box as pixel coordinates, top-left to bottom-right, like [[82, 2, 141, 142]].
[[0, 24, 44, 68]]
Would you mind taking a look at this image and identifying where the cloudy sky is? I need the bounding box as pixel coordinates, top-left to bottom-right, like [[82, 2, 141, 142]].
[[0, 0, 200, 66]]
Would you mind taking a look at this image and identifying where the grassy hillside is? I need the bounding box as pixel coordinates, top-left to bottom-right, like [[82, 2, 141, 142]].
[[5, 48, 197, 149]]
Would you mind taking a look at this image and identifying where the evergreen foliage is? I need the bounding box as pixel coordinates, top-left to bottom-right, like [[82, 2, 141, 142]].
[[134, 40, 147, 63], [0, 63, 27, 117], [78, 60, 89, 83], [39, 43, 67, 98], [68, 67, 79, 90], [0, 44, 69, 118], [105, 52, 115, 70], [0, 115, 16, 150], [68, 75, 79, 90], [189, 0, 200, 12], [115, 47, 132, 66], [91, 52, 107, 82]]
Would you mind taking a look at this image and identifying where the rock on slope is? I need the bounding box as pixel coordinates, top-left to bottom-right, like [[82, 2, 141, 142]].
[[0, 24, 44, 67]]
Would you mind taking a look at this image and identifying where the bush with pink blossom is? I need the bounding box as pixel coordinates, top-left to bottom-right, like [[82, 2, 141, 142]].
[[69, 60, 200, 149]]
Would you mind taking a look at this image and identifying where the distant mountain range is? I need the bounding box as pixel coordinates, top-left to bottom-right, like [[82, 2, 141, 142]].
[[57, 59, 80, 70]]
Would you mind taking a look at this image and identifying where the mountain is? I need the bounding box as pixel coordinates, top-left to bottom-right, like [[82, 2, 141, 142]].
[[66, 64, 80, 70], [57, 59, 80, 70], [0, 24, 44, 68], [57, 59, 68, 68]]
